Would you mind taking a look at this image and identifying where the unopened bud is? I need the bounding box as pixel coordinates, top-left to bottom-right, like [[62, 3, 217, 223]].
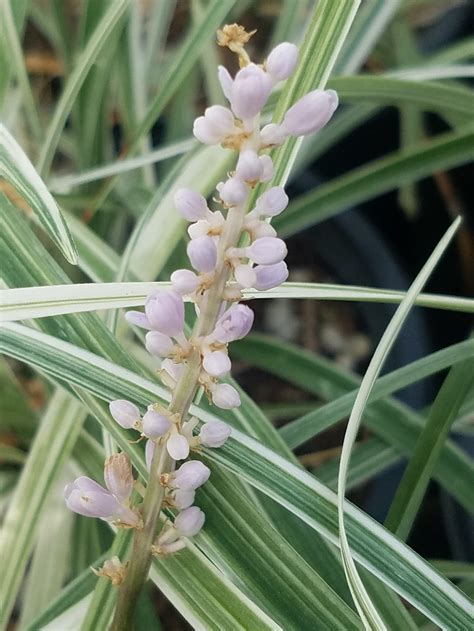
[[254, 261, 289, 290], [187, 235, 217, 273], [125, 311, 152, 330], [167, 432, 190, 461], [199, 422, 231, 448], [174, 189, 208, 221], [217, 177, 248, 207], [234, 263, 257, 288], [230, 64, 272, 120], [145, 291, 184, 337], [174, 506, 205, 537], [172, 488, 196, 509], [259, 123, 288, 147], [282, 89, 338, 137], [255, 186, 288, 217], [172, 460, 211, 490], [212, 304, 254, 343], [203, 350, 231, 377], [236, 150, 264, 182], [218, 65, 233, 100], [211, 383, 241, 409], [247, 237, 287, 265], [266, 42, 298, 82], [109, 400, 141, 429], [142, 410, 172, 438], [171, 269, 199, 295], [145, 331, 174, 357]]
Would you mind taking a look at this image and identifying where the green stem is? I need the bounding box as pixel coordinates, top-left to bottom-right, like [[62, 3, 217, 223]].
[[110, 202, 247, 630]]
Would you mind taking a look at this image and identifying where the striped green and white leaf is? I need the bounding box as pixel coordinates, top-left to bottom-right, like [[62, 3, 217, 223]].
[[3, 281, 472, 321], [1, 322, 471, 629], [0, 124, 77, 263]]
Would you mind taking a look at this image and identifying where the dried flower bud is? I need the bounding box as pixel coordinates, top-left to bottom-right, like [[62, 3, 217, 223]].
[[187, 235, 217, 273], [230, 64, 272, 120], [172, 488, 196, 509], [142, 410, 172, 438], [211, 383, 241, 409], [212, 304, 254, 343], [172, 460, 211, 490], [247, 237, 287, 265], [125, 311, 152, 330], [217, 177, 248, 207], [266, 42, 298, 82], [203, 350, 231, 377], [145, 291, 184, 337], [92, 556, 127, 586], [259, 123, 288, 147], [255, 186, 289, 217], [109, 400, 141, 429], [174, 189, 208, 221], [234, 263, 257, 288], [174, 506, 205, 537], [218, 65, 233, 100], [254, 261, 289, 290], [167, 432, 190, 460], [145, 331, 174, 357], [282, 89, 338, 137], [236, 150, 264, 182], [104, 452, 134, 503], [199, 422, 231, 448], [171, 269, 199, 295]]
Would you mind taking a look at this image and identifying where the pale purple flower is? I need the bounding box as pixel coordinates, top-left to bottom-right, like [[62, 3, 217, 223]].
[[211, 304, 254, 343], [230, 64, 272, 120], [174, 189, 208, 221], [244, 218, 277, 239], [203, 350, 231, 377], [145, 331, 174, 357], [171, 269, 199, 295], [218, 65, 233, 100], [217, 177, 248, 207], [109, 400, 141, 429], [266, 42, 298, 82], [247, 237, 287, 265], [172, 489, 196, 509], [167, 432, 190, 460], [174, 506, 205, 537], [236, 150, 264, 182], [254, 261, 289, 290], [145, 290, 184, 337], [125, 311, 152, 330], [187, 235, 217, 273], [193, 116, 222, 145], [104, 453, 134, 503], [171, 460, 211, 490], [161, 358, 185, 383], [199, 422, 231, 448], [259, 155, 274, 182], [211, 383, 241, 409], [281, 89, 338, 137], [255, 186, 289, 217], [259, 123, 288, 147], [204, 105, 236, 136], [234, 263, 257, 288], [142, 410, 172, 438]]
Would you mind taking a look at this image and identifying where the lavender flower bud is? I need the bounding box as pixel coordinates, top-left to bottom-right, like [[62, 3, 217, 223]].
[[142, 410, 172, 438], [282, 89, 338, 137], [145, 439, 154, 471], [199, 422, 231, 448], [259, 123, 288, 147], [259, 155, 274, 182], [254, 261, 289, 290], [217, 177, 248, 207], [173, 489, 196, 509], [204, 105, 235, 136], [174, 189, 208, 221], [193, 116, 222, 145], [167, 432, 190, 460], [236, 150, 264, 182], [145, 331, 174, 357], [234, 263, 257, 288], [174, 506, 205, 537], [212, 304, 254, 343], [255, 186, 289, 217], [247, 237, 287, 265], [187, 235, 217, 273], [266, 42, 298, 82], [125, 311, 152, 330], [230, 64, 272, 120], [218, 65, 233, 100], [211, 383, 241, 409], [64, 477, 122, 519], [172, 460, 211, 490], [145, 290, 184, 337], [109, 400, 140, 429], [104, 453, 134, 503], [203, 350, 231, 377], [171, 269, 199, 295]]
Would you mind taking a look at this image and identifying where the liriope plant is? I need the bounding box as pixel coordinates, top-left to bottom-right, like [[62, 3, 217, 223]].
[[63, 26, 340, 628]]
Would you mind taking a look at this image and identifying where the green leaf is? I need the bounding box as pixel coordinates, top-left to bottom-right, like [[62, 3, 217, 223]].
[[335, 217, 461, 629], [0, 125, 77, 263], [384, 357, 474, 540], [275, 124, 474, 237], [1, 323, 471, 629]]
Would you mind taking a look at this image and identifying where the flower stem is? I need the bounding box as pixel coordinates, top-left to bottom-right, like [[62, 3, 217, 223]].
[[110, 203, 247, 629]]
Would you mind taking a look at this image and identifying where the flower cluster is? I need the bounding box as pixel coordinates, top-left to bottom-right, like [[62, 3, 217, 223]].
[[65, 26, 338, 577]]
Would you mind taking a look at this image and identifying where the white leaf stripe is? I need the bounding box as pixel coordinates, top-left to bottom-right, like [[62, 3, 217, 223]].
[[0, 125, 77, 264], [1, 281, 472, 322], [1, 322, 471, 629]]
